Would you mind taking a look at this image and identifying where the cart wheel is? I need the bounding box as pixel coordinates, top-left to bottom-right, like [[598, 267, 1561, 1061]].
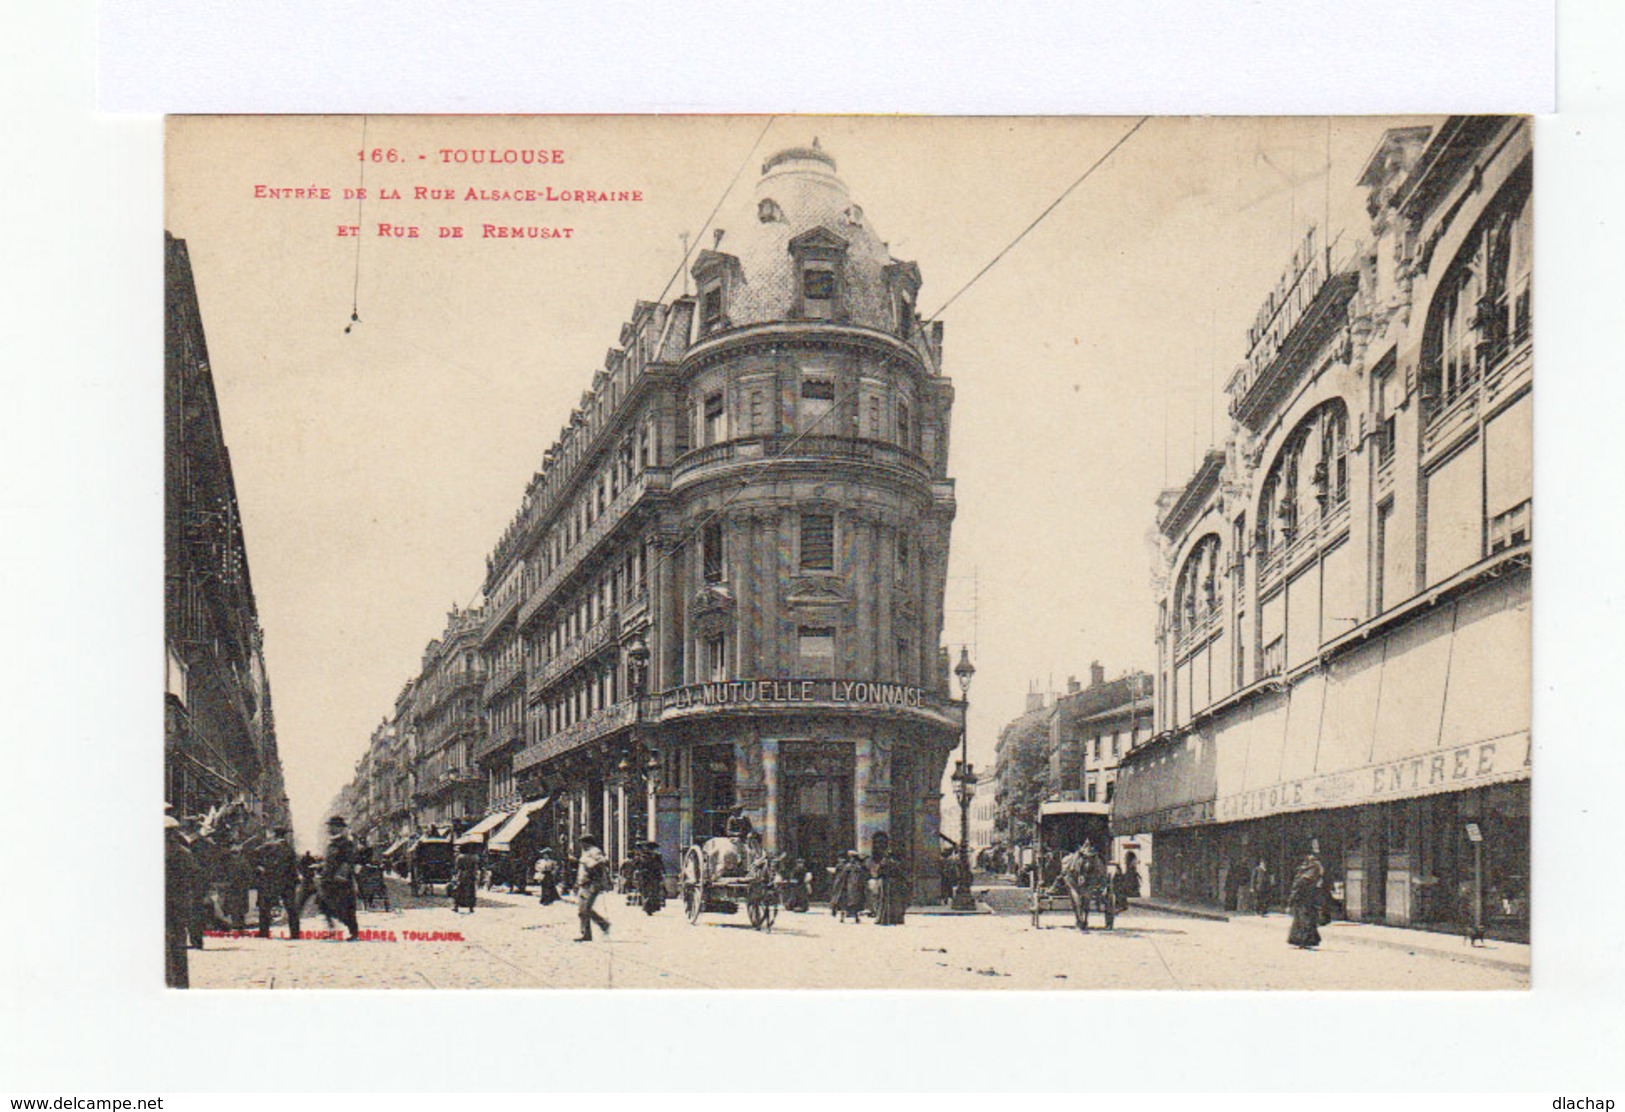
[[747, 897, 765, 930], [758, 899, 778, 932], [681, 848, 705, 925]]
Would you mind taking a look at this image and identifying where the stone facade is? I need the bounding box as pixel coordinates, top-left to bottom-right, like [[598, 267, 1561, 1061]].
[[472, 141, 964, 898], [1116, 118, 1532, 940], [164, 232, 290, 831]]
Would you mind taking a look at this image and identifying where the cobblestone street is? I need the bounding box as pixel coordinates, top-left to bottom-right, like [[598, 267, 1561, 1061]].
[[187, 879, 1529, 990]]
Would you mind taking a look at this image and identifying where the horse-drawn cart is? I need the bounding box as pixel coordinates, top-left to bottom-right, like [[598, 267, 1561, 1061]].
[[1029, 800, 1116, 930], [409, 833, 456, 897], [679, 833, 778, 931]]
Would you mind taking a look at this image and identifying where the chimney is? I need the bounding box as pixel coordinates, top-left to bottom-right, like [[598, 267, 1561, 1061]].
[[1066, 675, 1081, 695], [1090, 661, 1105, 687], [1024, 690, 1047, 713]]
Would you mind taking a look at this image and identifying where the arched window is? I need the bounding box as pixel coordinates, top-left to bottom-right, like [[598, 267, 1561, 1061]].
[[1173, 533, 1221, 641], [1420, 166, 1533, 417], [1257, 399, 1350, 559]]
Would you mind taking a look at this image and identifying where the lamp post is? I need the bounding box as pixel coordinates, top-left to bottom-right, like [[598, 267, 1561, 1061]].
[[951, 647, 978, 910], [644, 751, 661, 843]]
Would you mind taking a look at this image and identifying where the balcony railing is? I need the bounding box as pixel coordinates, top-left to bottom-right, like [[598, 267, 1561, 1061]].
[[529, 613, 619, 697], [672, 435, 930, 484], [517, 467, 670, 629], [475, 724, 524, 760], [1256, 495, 1352, 596], [512, 699, 638, 772], [481, 655, 525, 704], [1173, 606, 1223, 660], [480, 581, 523, 644]]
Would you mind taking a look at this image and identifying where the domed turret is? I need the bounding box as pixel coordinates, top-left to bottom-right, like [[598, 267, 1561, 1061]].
[[692, 139, 920, 337]]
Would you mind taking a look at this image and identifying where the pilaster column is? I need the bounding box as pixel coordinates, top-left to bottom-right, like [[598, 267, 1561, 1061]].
[[761, 737, 780, 855]]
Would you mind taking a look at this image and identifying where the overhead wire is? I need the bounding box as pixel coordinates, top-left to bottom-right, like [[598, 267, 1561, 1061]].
[[922, 116, 1150, 323]]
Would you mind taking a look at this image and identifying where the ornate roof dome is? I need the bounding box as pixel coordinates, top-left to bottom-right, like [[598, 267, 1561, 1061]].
[[696, 139, 918, 334]]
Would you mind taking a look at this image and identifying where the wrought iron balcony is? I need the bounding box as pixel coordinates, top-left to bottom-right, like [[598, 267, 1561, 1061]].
[[512, 699, 638, 772], [528, 613, 620, 698], [672, 434, 930, 485], [516, 467, 671, 629], [481, 655, 525, 704]]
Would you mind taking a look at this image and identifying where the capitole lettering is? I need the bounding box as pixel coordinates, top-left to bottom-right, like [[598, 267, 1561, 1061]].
[[1209, 736, 1527, 823]]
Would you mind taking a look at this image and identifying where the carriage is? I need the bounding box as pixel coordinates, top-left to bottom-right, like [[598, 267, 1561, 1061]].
[[679, 832, 779, 931], [356, 857, 391, 911], [1029, 800, 1117, 930], [408, 833, 457, 897]]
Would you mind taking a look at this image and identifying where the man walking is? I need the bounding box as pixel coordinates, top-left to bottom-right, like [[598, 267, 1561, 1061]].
[[574, 835, 612, 942], [254, 827, 302, 939], [165, 811, 197, 987], [320, 815, 361, 941]]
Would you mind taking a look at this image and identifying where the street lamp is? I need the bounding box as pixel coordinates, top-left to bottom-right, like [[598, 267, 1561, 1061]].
[[644, 750, 662, 843], [951, 646, 977, 910]]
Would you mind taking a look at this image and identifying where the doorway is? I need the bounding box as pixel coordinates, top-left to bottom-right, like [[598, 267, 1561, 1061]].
[[778, 741, 855, 900]]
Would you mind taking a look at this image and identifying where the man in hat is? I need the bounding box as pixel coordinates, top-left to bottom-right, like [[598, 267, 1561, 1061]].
[[164, 810, 197, 987], [320, 815, 361, 940], [574, 835, 612, 941], [253, 826, 302, 939]]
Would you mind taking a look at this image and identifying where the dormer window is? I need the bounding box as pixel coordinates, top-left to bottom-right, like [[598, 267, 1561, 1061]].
[[758, 198, 784, 224], [700, 285, 723, 335], [691, 249, 743, 339], [802, 267, 836, 317], [788, 227, 849, 322]]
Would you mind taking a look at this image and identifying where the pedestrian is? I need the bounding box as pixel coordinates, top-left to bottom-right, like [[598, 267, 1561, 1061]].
[[451, 843, 480, 913], [1286, 852, 1324, 950], [534, 847, 561, 905], [320, 815, 361, 941], [253, 826, 302, 939], [164, 811, 197, 987], [831, 850, 867, 923], [1251, 858, 1271, 916], [295, 850, 326, 923], [874, 846, 910, 926], [575, 835, 612, 941], [637, 841, 667, 915]]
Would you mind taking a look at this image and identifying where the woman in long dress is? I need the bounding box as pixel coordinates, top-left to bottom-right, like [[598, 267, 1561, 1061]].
[[534, 848, 561, 906], [1286, 853, 1324, 949], [831, 851, 867, 923], [874, 850, 910, 925], [451, 844, 480, 914]]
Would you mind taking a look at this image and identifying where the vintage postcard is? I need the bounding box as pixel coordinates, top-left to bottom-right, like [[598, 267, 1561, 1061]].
[[163, 114, 1531, 990]]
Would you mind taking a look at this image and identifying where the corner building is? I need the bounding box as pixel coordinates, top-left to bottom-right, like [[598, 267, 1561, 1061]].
[[479, 144, 963, 899], [1115, 118, 1531, 940]]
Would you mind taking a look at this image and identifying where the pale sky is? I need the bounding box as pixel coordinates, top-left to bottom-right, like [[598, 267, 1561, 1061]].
[[165, 114, 1439, 847]]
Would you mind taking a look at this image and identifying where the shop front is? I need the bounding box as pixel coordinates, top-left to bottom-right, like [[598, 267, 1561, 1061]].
[[649, 679, 962, 901]]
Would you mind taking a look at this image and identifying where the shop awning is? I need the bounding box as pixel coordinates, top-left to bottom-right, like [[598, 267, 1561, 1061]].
[[455, 810, 513, 845], [489, 797, 551, 851]]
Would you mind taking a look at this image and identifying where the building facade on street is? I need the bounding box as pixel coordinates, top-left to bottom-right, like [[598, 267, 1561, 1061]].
[[408, 606, 488, 831], [331, 142, 965, 899], [1114, 117, 1532, 940], [991, 666, 1152, 857], [165, 232, 290, 829]]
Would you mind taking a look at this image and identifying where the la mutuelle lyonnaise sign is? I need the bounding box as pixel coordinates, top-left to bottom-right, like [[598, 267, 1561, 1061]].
[[659, 679, 932, 713]]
